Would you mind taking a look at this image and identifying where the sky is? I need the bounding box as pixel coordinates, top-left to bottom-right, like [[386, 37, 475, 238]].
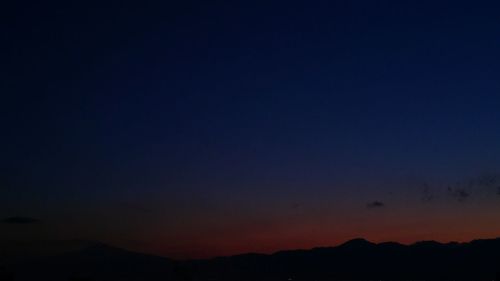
[[2, 1, 500, 259]]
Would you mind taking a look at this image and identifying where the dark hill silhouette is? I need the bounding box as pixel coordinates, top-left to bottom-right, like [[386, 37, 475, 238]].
[[3, 238, 500, 280], [187, 238, 500, 281], [338, 237, 376, 249], [0, 239, 96, 264], [4, 242, 176, 281]]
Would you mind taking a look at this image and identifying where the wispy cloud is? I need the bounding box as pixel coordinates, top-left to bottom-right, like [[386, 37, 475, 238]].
[[366, 201, 385, 209], [447, 187, 470, 203], [420, 183, 434, 202], [413, 173, 500, 204]]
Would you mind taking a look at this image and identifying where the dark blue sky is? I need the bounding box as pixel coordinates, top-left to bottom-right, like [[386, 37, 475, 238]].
[[2, 1, 500, 258]]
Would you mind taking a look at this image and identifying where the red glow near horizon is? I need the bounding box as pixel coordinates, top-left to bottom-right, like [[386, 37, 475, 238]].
[[136, 215, 500, 259]]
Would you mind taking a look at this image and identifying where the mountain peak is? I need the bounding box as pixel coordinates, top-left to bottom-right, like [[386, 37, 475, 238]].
[[411, 240, 443, 247], [340, 238, 374, 247]]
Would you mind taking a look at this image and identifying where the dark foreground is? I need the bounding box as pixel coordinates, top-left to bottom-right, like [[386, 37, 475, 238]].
[[2, 238, 500, 281]]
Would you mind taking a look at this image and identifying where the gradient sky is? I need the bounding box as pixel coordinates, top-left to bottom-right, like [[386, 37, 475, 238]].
[[2, 1, 500, 259]]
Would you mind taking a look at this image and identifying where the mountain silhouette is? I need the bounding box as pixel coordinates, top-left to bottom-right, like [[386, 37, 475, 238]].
[[2, 242, 176, 281], [3, 238, 500, 280], [186, 237, 500, 281], [338, 237, 375, 248]]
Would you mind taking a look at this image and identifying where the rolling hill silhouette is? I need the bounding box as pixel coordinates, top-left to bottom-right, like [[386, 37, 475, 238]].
[[1, 242, 176, 281], [3, 238, 500, 280]]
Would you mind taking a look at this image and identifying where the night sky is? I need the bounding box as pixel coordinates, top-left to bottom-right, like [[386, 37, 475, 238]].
[[2, 1, 500, 259]]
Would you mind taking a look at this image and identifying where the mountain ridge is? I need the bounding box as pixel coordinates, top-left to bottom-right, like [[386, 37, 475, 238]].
[[3, 237, 500, 280]]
